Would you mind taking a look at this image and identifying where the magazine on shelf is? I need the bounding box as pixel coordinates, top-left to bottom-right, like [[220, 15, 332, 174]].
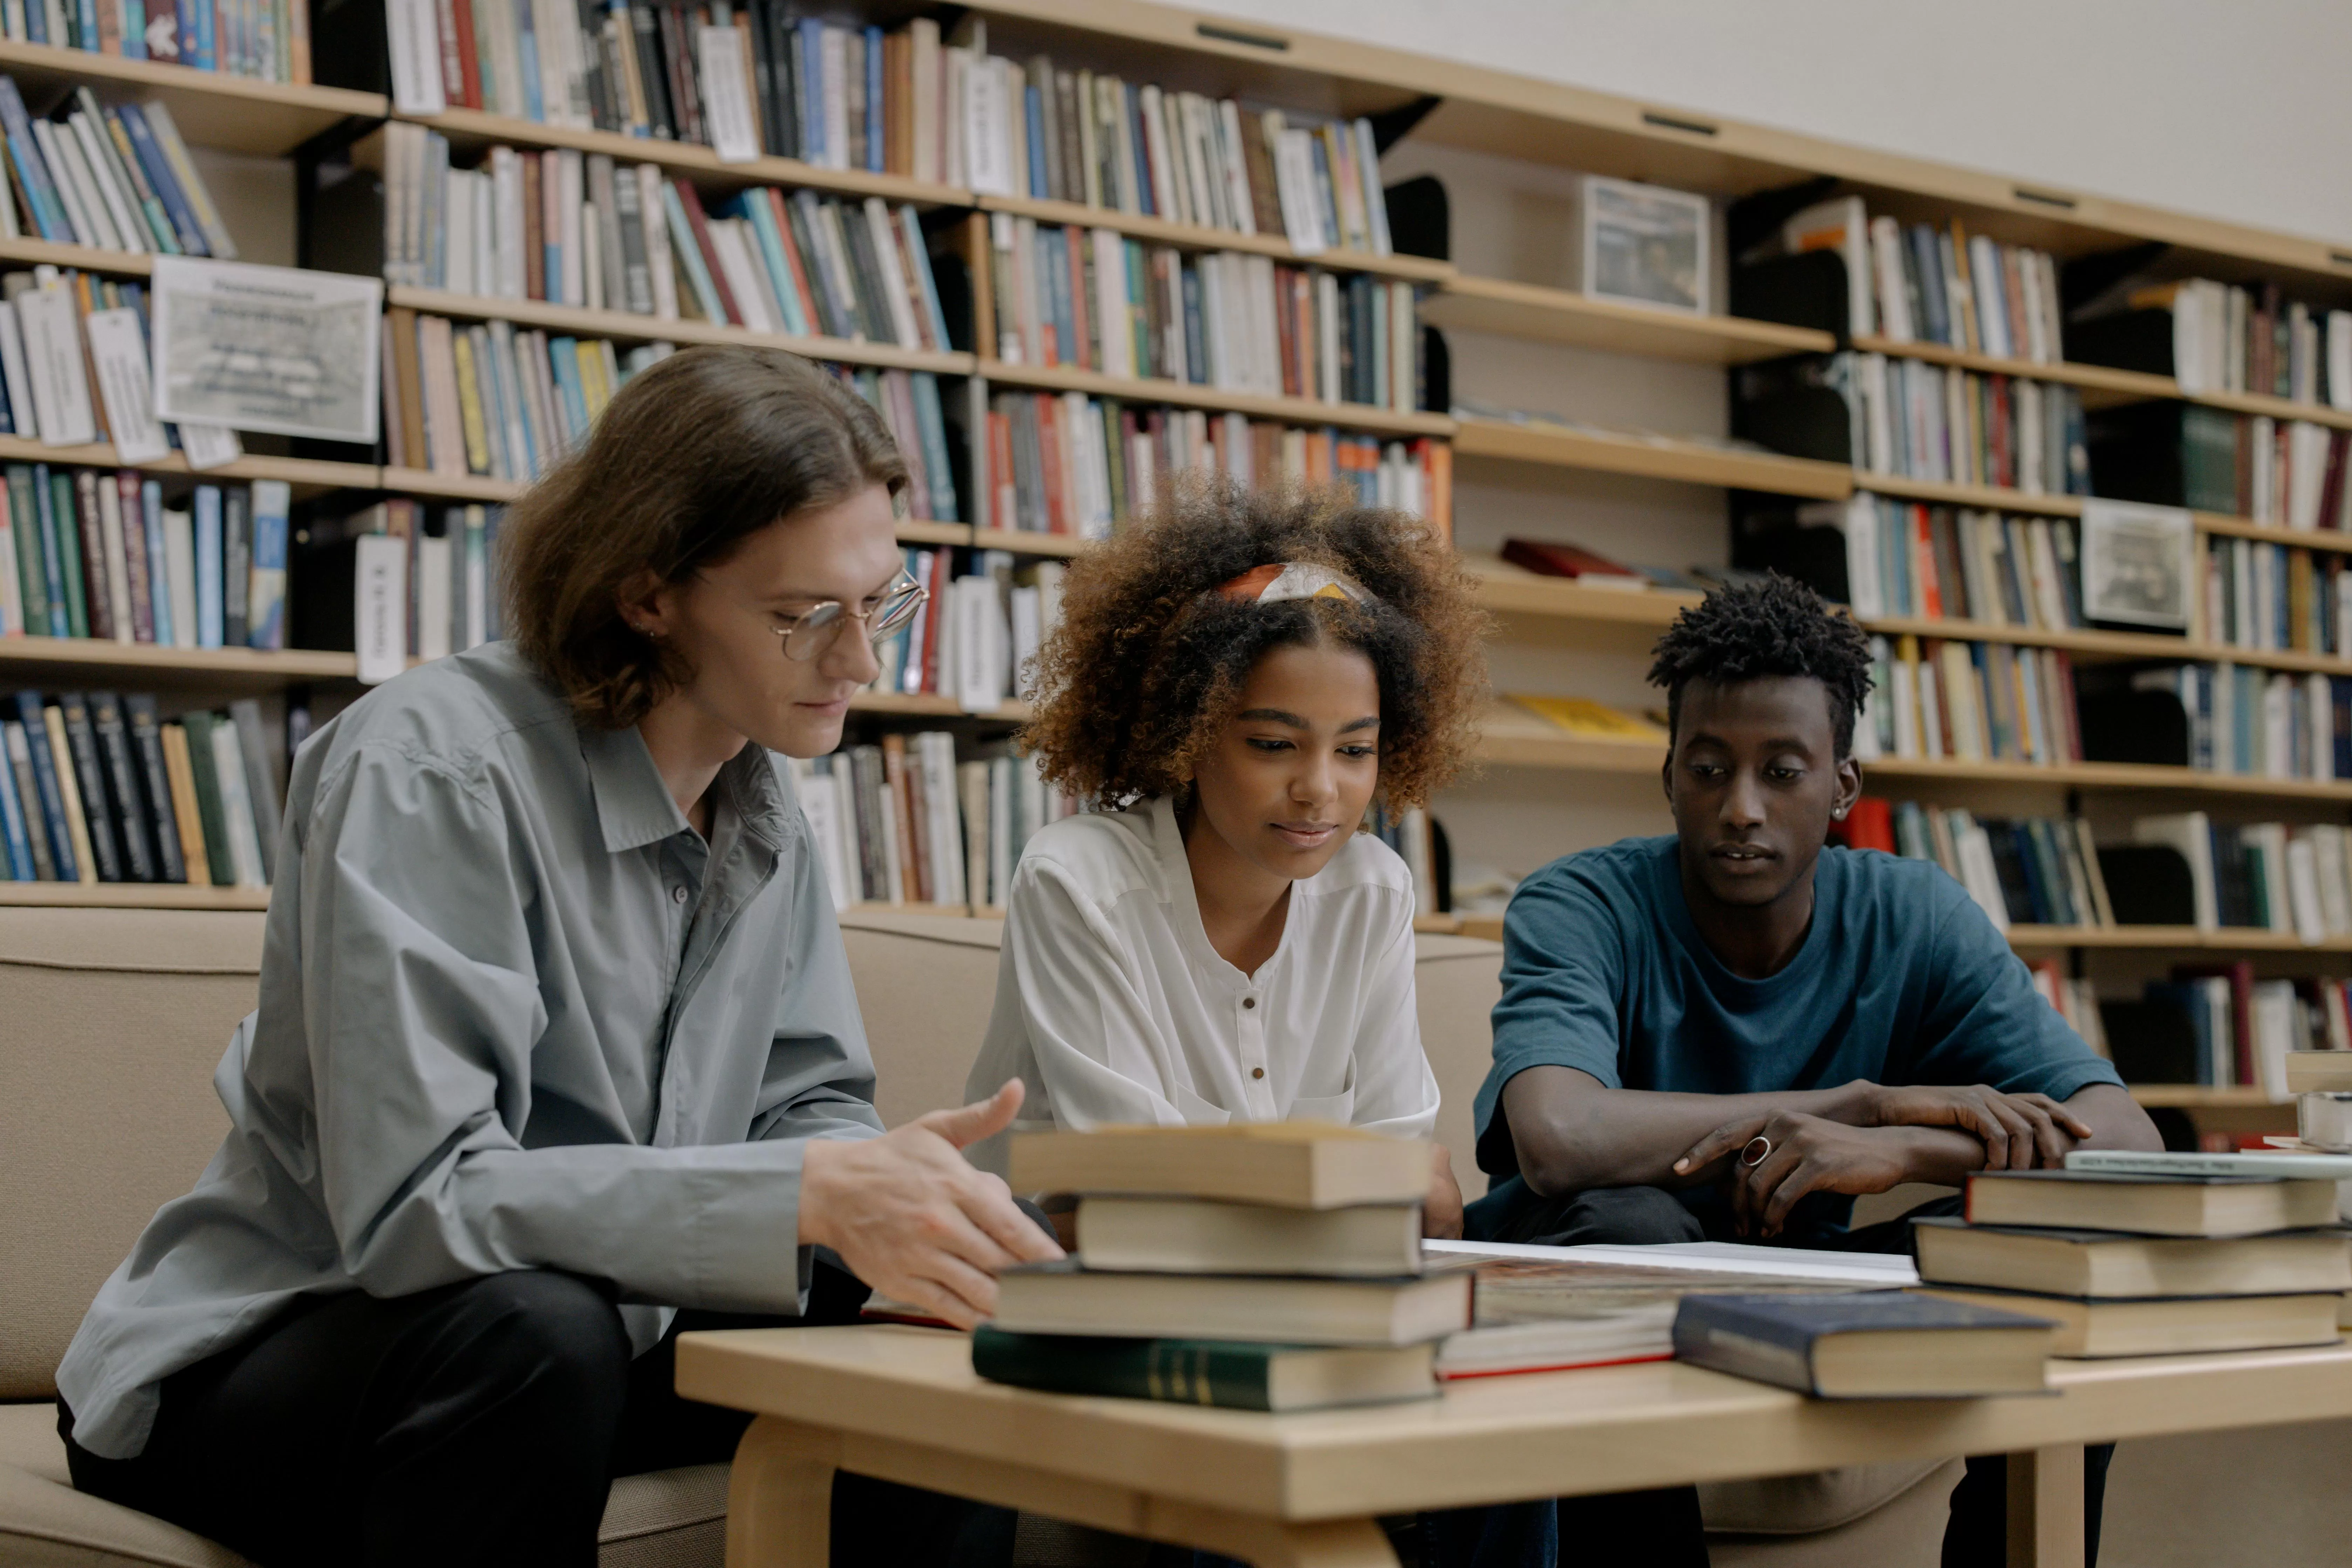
[[149, 258, 384, 443]]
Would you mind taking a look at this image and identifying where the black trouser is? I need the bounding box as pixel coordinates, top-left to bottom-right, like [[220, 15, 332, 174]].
[[62, 1264, 1013, 1568], [1491, 1186, 2114, 1568]]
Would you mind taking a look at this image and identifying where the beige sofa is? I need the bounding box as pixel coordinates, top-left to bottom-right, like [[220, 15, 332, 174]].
[[4, 905, 2344, 1567]]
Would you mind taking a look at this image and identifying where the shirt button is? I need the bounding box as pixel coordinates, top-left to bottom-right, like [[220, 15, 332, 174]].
[[672, 885, 688, 904], [1243, 997, 1256, 1009], [1252, 1067, 1265, 1079]]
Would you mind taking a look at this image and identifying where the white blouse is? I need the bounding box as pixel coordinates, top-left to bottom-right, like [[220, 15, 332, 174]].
[[965, 795, 1440, 1174]]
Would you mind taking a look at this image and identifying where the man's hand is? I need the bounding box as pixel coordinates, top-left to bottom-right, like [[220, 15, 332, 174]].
[[1423, 1143, 1464, 1241], [798, 1079, 1064, 1329], [1706, 1111, 1928, 1238], [1862, 1084, 2092, 1169]]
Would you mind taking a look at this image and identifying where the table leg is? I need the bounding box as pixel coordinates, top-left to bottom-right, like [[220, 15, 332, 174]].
[[719, 1413, 1397, 1568], [2005, 1443, 2085, 1568]]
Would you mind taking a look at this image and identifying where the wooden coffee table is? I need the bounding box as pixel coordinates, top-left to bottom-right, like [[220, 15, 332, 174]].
[[675, 1324, 2352, 1568]]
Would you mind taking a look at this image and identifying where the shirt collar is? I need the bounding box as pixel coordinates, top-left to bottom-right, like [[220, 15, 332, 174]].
[[580, 726, 798, 855]]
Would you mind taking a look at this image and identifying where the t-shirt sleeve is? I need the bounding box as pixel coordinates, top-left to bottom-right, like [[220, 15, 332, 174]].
[[1473, 860, 1628, 1174], [1904, 870, 2125, 1099]]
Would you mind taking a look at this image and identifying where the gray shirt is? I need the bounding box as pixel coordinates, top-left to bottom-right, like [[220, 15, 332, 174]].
[[58, 643, 884, 1460]]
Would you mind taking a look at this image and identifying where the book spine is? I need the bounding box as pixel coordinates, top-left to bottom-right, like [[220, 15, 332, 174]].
[[179, 710, 235, 886], [1669, 1301, 1821, 1396], [5, 719, 56, 879], [14, 692, 78, 881], [971, 1327, 1279, 1410], [0, 724, 34, 879], [56, 690, 123, 881], [90, 691, 156, 881], [75, 471, 112, 642]]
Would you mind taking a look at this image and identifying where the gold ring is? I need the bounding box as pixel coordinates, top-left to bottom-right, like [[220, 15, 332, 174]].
[[1741, 1135, 1773, 1167]]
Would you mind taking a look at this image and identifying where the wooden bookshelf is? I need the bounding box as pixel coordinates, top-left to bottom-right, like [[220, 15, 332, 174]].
[[897, 520, 973, 548], [848, 692, 1033, 722], [1463, 556, 1695, 624], [1850, 337, 2174, 403], [385, 288, 977, 378], [980, 360, 1455, 437], [2008, 924, 2352, 953], [0, 234, 156, 277], [394, 107, 973, 208], [2196, 386, 2352, 434], [971, 528, 1091, 557], [0, 40, 385, 157], [378, 467, 525, 504], [2193, 512, 2352, 555], [1860, 615, 2352, 678], [0, 638, 357, 686], [977, 193, 1454, 282], [1856, 474, 2086, 517], [1429, 277, 1834, 364], [0, 436, 378, 498], [0, 881, 270, 909], [2128, 1084, 2284, 1109], [1453, 417, 1852, 499]]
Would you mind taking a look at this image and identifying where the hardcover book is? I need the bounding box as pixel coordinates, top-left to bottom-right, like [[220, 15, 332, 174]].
[[1009, 1123, 1431, 1209], [971, 1327, 1436, 1412], [1673, 1292, 2054, 1398]]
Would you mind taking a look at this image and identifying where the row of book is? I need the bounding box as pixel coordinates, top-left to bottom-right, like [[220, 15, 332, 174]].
[[1840, 354, 2090, 495], [866, 548, 1059, 715], [982, 393, 1448, 542], [379, 306, 662, 484], [1830, 496, 2084, 629], [373, 126, 954, 359], [2088, 404, 2352, 531], [0, 267, 240, 467], [1, 0, 304, 80], [2130, 664, 2351, 781], [2112, 965, 2345, 1095], [0, 468, 289, 650], [2133, 810, 2352, 944], [381, 5, 1394, 263], [786, 737, 1077, 913], [0, 689, 275, 888], [2074, 277, 2352, 407], [290, 497, 504, 674], [1753, 197, 2064, 361], [0, 79, 237, 256], [1854, 635, 2081, 767], [985, 214, 1421, 411], [2203, 536, 2352, 659]]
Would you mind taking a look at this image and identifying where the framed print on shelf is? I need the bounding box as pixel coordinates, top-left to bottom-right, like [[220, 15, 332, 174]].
[[1580, 176, 1710, 316], [2080, 498, 2195, 632]]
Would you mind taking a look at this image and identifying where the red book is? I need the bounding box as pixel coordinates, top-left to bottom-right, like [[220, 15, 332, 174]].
[[764, 189, 822, 338], [521, 157, 544, 302], [1064, 226, 1092, 371], [450, 0, 482, 109], [670, 180, 743, 328], [433, 0, 465, 105], [989, 410, 1016, 530], [1500, 537, 1645, 590], [1830, 796, 1896, 854]]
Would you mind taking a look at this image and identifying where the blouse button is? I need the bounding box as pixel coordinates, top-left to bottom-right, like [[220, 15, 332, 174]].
[[672, 885, 688, 904], [1243, 997, 1256, 1009], [1251, 1067, 1265, 1079]]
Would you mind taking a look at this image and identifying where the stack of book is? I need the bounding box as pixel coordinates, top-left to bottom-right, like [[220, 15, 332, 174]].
[[1, 471, 291, 652], [1804, 494, 2086, 630], [1913, 1157, 2352, 1359], [0, 80, 238, 256], [0, 690, 278, 888], [2116, 664, 2349, 782], [2132, 810, 2352, 940], [2202, 535, 2352, 659], [2087, 403, 2351, 529], [2104, 957, 2350, 1097], [971, 1125, 1462, 1412], [2071, 276, 2352, 409], [980, 395, 1446, 542], [1735, 353, 2089, 496]]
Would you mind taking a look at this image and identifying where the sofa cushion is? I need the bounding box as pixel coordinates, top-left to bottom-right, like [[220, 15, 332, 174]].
[[1698, 1456, 1954, 1534], [0, 1402, 723, 1568]]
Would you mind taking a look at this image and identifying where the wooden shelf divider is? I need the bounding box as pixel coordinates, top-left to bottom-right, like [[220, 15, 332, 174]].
[[0, 880, 271, 910], [971, 527, 1091, 557], [1429, 278, 1835, 364], [0, 234, 156, 277], [1453, 417, 1851, 498], [0, 436, 378, 497], [980, 360, 1454, 437], [0, 40, 385, 156], [2007, 924, 2352, 953], [977, 193, 1454, 282]]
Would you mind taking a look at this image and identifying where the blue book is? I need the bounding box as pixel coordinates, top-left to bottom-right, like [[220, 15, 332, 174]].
[[797, 20, 825, 162], [246, 479, 288, 650], [189, 0, 214, 71], [1180, 267, 1205, 384], [1024, 84, 1047, 198], [1043, 230, 1075, 367], [0, 80, 69, 241], [658, 183, 725, 325], [547, 338, 590, 443], [863, 25, 883, 172], [1128, 90, 1153, 215], [0, 726, 33, 880], [30, 467, 66, 639], [140, 479, 171, 647], [193, 485, 222, 647], [74, 0, 100, 52], [1670, 1292, 2054, 1398], [13, 692, 77, 882], [908, 374, 957, 522], [116, 104, 207, 256], [735, 194, 809, 336], [121, 0, 145, 57], [20, 0, 44, 42], [516, 0, 543, 122]]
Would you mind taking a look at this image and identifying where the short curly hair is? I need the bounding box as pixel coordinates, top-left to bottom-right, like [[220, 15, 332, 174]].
[[1648, 573, 1876, 757], [1021, 479, 1489, 811]]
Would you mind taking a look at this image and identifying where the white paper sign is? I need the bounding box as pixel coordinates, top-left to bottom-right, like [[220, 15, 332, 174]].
[[150, 257, 383, 443], [696, 27, 761, 165], [83, 308, 169, 464], [354, 532, 409, 685], [177, 421, 245, 470]]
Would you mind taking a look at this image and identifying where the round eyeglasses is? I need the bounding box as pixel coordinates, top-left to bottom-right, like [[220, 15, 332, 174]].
[[770, 571, 928, 662]]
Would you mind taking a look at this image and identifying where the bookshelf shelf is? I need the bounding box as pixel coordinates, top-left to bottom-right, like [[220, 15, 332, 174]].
[[0, 881, 270, 909], [1860, 616, 2352, 678], [1856, 475, 2084, 518], [394, 108, 974, 208], [384, 288, 978, 377], [1453, 417, 1852, 499], [976, 193, 1454, 282], [848, 692, 1033, 722], [377, 467, 524, 504], [971, 527, 1090, 557], [0, 437, 377, 498], [2127, 1084, 2285, 1109], [0, 638, 358, 686], [0, 41, 385, 156], [1463, 556, 1695, 624], [0, 234, 155, 276], [2192, 513, 2352, 556], [1850, 337, 2174, 402], [980, 360, 1454, 437], [1429, 277, 1835, 364], [897, 520, 973, 548], [2195, 388, 2352, 434], [2007, 924, 2352, 953]]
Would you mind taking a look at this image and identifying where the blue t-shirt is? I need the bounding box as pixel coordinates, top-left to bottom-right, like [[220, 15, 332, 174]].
[[1472, 835, 2123, 1240]]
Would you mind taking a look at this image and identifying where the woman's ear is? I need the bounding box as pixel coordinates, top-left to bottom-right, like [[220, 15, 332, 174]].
[[616, 567, 672, 641]]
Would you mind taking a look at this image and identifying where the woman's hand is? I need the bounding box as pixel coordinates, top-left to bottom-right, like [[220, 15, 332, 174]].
[[1423, 1142, 1464, 1240], [798, 1080, 1064, 1329]]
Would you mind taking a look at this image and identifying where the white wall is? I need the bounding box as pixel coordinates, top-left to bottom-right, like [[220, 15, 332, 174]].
[[1194, 0, 2352, 248]]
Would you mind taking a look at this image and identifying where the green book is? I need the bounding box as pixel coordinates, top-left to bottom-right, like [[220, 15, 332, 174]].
[[43, 468, 86, 640], [178, 711, 236, 888], [8, 466, 47, 637], [969, 1326, 1435, 1413]]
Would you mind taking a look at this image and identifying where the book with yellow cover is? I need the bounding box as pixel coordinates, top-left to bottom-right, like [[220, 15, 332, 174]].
[[1508, 696, 1668, 742]]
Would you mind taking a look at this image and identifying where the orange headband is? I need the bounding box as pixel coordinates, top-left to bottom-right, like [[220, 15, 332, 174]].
[[1213, 562, 1374, 606]]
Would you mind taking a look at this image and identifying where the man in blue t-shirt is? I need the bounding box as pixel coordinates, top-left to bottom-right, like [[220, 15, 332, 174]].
[[1469, 574, 2160, 1566]]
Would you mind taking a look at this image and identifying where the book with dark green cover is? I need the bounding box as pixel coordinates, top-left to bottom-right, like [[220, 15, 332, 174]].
[[121, 693, 184, 882], [970, 1326, 1436, 1412], [44, 467, 85, 639], [178, 710, 236, 887], [7, 465, 48, 636]]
